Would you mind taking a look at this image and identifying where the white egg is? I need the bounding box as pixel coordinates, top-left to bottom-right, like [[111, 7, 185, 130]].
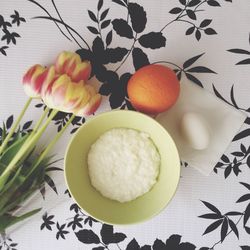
[[180, 112, 210, 150]]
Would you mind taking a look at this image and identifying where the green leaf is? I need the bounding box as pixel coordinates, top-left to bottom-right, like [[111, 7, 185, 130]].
[[0, 208, 41, 232], [0, 134, 29, 171]]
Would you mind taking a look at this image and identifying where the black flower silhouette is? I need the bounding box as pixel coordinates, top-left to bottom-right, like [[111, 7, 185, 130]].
[[41, 213, 55, 231], [0, 15, 11, 30], [1, 28, 20, 44], [56, 222, 69, 239], [10, 10, 26, 26]]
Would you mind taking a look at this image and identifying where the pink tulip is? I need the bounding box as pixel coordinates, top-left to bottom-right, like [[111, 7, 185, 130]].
[[22, 65, 55, 98], [55, 51, 91, 82], [41, 72, 90, 113], [74, 85, 102, 116]]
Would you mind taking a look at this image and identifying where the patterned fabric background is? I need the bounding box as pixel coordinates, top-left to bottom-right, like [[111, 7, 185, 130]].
[[0, 0, 250, 249]]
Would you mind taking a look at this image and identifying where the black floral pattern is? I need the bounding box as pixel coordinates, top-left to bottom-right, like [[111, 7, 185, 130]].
[[2, 0, 250, 249], [0, 10, 25, 56]]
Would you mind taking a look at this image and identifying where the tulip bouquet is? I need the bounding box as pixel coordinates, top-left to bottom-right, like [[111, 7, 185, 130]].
[[0, 51, 101, 232]]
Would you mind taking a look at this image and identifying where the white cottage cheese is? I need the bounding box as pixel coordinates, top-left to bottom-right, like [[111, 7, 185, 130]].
[[87, 128, 160, 203]]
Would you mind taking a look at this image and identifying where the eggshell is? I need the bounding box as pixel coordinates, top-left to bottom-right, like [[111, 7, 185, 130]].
[[180, 112, 210, 150]]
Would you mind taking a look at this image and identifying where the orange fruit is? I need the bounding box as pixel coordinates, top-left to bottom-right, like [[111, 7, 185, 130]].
[[127, 64, 180, 114]]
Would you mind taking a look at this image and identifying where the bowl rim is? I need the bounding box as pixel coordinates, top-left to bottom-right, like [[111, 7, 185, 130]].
[[64, 110, 181, 225]]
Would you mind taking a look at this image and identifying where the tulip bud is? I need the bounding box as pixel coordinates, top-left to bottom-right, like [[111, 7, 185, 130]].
[[42, 74, 90, 113], [22, 64, 49, 98], [74, 85, 101, 116], [55, 51, 91, 82]]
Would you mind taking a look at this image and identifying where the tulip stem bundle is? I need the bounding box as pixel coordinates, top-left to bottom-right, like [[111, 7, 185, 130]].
[[0, 109, 59, 190], [0, 97, 32, 155]]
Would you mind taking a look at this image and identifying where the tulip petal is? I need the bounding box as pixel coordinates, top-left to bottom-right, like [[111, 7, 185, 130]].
[[22, 64, 46, 98], [75, 85, 101, 116]]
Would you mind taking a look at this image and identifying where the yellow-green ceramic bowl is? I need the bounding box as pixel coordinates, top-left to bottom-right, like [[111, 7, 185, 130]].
[[64, 110, 180, 225]]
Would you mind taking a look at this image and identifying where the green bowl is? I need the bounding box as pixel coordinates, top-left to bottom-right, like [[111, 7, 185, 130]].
[[64, 110, 180, 225]]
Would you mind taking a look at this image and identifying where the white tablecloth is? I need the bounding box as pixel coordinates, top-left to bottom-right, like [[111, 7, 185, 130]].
[[0, 0, 250, 249]]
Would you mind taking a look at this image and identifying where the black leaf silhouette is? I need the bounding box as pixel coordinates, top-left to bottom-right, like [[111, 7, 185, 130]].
[[0, 46, 8, 56], [201, 200, 222, 215], [228, 49, 250, 55], [241, 144, 247, 153], [233, 129, 250, 141], [179, 0, 187, 5], [245, 117, 250, 124], [224, 166, 232, 178], [138, 32, 166, 49], [240, 246, 250, 250], [236, 58, 250, 65], [186, 26, 195, 35], [132, 48, 150, 70], [247, 155, 250, 168], [177, 71, 182, 80], [228, 219, 239, 238], [195, 29, 201, 40], [98, 0, 103, 11], [207, 0, 221, 6], [67, 214, 83, 230], [141, 246, 151, 250], [112, 0, 127, 7], [188, 0, 201, 7], [200, 19, 212, 28], [112, 19, 133, 38], [76, 48, 92, 61], [230, 85, 239, 108], [183, 53, 204, 68], [88, 10, 98, 22], [6, 115, 14, 129], [198, 213, 223, 219], [236, 194, 250, 203], [186, 66, 216, 73], [152, 239, 166, 250], [221, 154, 230, 163], [70, 203, 80, 213], [126, 238, 140, 250], [203, 219, 223, 235], [100, 224, 126, 244], [204, 28, 217, 35], [106, 30, 112, 46], [212, 84, 232, 106], [100, 9, 109, 21], [93, 247, 105, 250], [101, 20, 111, 29], [169, 7, 183, 14], [240, 182, 250, 190], [200, 248, 210, 250], [128, 3, 147, 33], [0, 15, 11, 30], [99, 83, 112, 96], [87, 26, 99, 35], [75, 229, 100, 244], [165, 235, 181, 247], [233, 163, 242, 176], [22, 121, 32, 130], [225, 211, 243, 216], [44, 175, 58, 194], [104, 47, 128, 63], [186, 9, 196, 20], [185, 73, 203, 87], [221, 219, 228, 242]]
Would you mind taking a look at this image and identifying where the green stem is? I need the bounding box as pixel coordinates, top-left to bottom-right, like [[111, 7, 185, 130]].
[[32, 107, 50, 133], [31, 114, 75, 170], [0, 109, 58, 189], [0, 97, 32, 155]]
